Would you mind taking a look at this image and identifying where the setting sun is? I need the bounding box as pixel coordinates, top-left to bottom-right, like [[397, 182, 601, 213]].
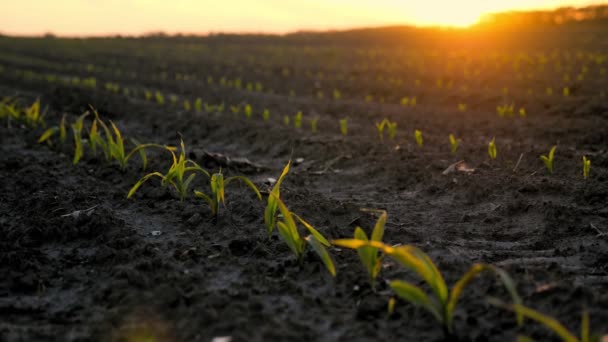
[[0, 0, 599, 36]]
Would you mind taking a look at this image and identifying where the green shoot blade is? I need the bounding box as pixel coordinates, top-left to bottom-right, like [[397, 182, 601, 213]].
[[225, 176, 262, 200], [38, 127, 58, 143], [306, 235, 336, 276], [292, 213, 331, 247], [127, 172, 164, 199], [390, 280, 443, 323]]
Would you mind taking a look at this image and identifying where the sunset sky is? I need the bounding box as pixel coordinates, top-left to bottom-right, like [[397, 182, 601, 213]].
[[0, 0, 603, 36]]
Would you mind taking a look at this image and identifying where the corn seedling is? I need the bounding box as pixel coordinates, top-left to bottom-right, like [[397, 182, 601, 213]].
[[265, 160, 290, 236], [386, 121, 397, 140], [244, 104, 252, 119], [489, 299, 603, 342], [519, 107, 526, 117], [263, 109, 270, 121], [583, 156, 591, 179], [194, 98, 202, 112], [376, 120, 386, 142], [352, 209, 387, 288], [155, 91, 164, 105], [283, 115, 290, 126], [24, 99, 46, 128], [333, 89, 341, 100], [90, 113, 169, 171], [458, 104, 467, 112], [449, 134, 460, 154], [144, 90, 152, 101], [414, 129, 423, 147], [71, 111, 90, 165], [38, 114, 67, 146], [194, 170, 261, 217], [272, 194, 336, 276], [184, 100, 191, 111], [540, 146, 556, 174], [563, 87, 570, 97], [294, 111, 302, 129], [310, 118, 318, 134], [488, 138, 497, 160], [127, 140, 206, 201], [230, 105, 240, 115], [331, 239, 522, 336], [339, 118, 348, 136]]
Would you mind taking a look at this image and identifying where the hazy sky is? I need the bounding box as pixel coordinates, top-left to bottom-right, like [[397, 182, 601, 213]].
[[0, 0, 602, 36]]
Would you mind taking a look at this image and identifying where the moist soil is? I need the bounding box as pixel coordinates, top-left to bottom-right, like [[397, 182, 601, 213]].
[[1, 37, 608, 342]]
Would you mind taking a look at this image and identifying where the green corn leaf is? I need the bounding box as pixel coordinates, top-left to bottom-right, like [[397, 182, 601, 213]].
[[277, 221, 302, 257], [581, 309, 589, 342], [211, 173, 225, 207], [59, 114, 67, 142], [127, 172, 164, 199], [354, 227, 373, 275], [38, 127, 58, 143], [110, 121, 125, 161], [390, 280, 443, 322], [370, 210, 386, 242], [306, 234, 336, 276], [194, 190, 216, 215], [509, 303, 578, 342], [182, 173, 197, 199], [292, 213, 331, 247], [273, 195, 299, 239], [225, 176, 262, 200], [389, 246, 448, 305], [265, 160, 291, 233], [488, 299, 579, 342]]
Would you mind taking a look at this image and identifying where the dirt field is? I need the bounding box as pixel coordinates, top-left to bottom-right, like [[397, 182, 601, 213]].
[[1, 29, 607, 341]]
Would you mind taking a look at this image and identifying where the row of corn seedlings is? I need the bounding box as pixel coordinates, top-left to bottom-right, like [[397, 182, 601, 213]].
[[5, 97, 603, 340]]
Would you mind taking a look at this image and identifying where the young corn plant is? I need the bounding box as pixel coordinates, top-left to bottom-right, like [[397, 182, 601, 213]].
[[339, 118, 348, 136], [583, 156, 591, 179], [71, 112, 90, 164], [331, 239, 522, 336], [194, 98, 202, 112], [265, 160, 290, 237], [376, 120, 387, 142], [38, 114, 67, 146], [488, 138, 497, 160], [244, 104, 253, 119], [352, 209, 387, 288], [194, 169, 261, 217], [415, 129, 423, 147], [283, 115, 290, 126], [263, 109, 270, 121], [386, 121, 397, 141], [155, 91, 164, 105], [293, 111, 302, 129], [449, 134, 460, 154], [489, 299, 604, 342], [540, 146, 557, 174], [91, 114, 169, 171], [127, 140, 207, 201], [24, 99, 46, 128], [273, 194, 336, 276], [310, 118, 318, 134]]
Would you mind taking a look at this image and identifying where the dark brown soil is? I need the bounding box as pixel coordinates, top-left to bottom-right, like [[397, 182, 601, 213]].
[[1, 34, 607, 342]]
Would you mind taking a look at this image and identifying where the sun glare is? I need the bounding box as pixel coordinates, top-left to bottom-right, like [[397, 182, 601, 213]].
[[0, 0, 595, 35]]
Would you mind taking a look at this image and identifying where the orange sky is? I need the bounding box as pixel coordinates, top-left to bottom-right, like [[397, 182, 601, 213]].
[[0, 0, 603, 36]]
